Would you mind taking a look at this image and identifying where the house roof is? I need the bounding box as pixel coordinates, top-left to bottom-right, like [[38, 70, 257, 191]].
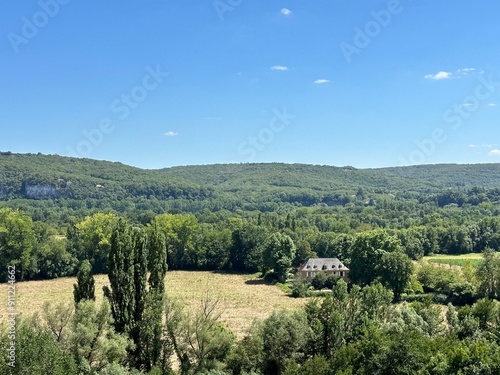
[[298, 258, 349, 272]]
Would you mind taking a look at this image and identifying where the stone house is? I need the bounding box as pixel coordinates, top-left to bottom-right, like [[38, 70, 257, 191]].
[[298, 258, 349, 281]]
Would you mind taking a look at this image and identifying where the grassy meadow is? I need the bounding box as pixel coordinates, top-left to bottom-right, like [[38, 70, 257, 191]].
[[423, 253, 483, 268], [0, 271, 306, 338]]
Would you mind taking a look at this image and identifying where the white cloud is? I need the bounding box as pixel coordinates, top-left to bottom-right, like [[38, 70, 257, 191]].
[[457, 68, 475, 74], [280, 8, 292, 16], [425, 71, 453, 80], [488, 103, 497, 107], [314, 79, 330, 84], [271, 65, 288, 71], [488, 149, 500, 156], [470, 144, 495, 149], [425, 67, 479, 81], [163, 131, 179, 137]]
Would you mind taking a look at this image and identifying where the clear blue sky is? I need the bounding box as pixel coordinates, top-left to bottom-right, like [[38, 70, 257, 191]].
[[1, 0, 499, 169]]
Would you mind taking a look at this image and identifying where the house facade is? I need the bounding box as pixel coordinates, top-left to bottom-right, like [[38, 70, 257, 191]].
[[298, 258, 349, 282]]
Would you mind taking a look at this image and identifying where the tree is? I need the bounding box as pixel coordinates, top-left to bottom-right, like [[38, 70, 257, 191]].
[[103, 219, 136, 335], [165, 293, 235, 374], [263, 232, 296, 283], [376, 251, 413, 301], [349, 230, 402, 286], [73, 260, 95, 305], [261, 310, 310, 374], [43, 301, 74, 344], [360, 282, 393, 322], [69, 300, 132, 373], [136, 222, 168, 371], [293, 240, 317, 268], [69, 213, 119, 274], [476, 248, 500, 299], [229, 220, 268, 272], [1, 316, 78, 374], [35, 236, 77, 279], [197, 226, 232, 270], [153, 213, 199, 269], [226, 324, 265, 375], [0, 208, 36, 280], [291, 275, 311, 298], [119, 226, 148, 371], [104, 219, 170, 371], [305, 280, 364, 359]]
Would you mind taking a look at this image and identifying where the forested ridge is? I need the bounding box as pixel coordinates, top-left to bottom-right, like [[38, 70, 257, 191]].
[[2, 152, 500, 220]]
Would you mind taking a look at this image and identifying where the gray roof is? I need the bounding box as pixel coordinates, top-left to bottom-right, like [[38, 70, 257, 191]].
[[299, 258, 349, 271]]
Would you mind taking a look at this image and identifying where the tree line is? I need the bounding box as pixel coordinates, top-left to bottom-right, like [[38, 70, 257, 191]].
[[2, 207, 500, 283]]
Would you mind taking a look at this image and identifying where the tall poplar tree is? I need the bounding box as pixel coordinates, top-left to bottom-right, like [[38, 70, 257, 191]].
[[138, 222, 168, 371], [104, 219, 169, 371], [103, 219, 136, 335]]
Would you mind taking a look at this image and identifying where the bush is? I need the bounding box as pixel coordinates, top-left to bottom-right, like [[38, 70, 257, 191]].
[[291, 276, 311, 298], [311, 272, 327, 290], [325, 274, 341, 289]]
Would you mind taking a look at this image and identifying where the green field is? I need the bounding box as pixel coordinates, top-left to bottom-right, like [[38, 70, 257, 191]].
[[423, 253, 483, 268]]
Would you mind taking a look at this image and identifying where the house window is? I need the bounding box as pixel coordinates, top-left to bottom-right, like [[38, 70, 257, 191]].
[[340, 272, 344, 277]]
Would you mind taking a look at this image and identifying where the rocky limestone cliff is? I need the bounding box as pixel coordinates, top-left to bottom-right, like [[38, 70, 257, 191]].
[[22, 183, 60, 199]]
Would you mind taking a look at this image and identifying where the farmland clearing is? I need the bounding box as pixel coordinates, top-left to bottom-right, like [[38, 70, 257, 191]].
[[0, 271, 306, 338], [422, 253, 483, 268]]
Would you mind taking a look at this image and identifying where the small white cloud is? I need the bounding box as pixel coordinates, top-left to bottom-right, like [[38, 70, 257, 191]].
[[488, 103, 497, 107], [314, 79, 330, 84], [425, 71, 453, 80], [457, 68, 475, 74], [163, 131, 179, 137], [271, 65, 288, 71], [280, 8, 292, 16], [469, 144, 479, 148], [488, 149, 500, 156]]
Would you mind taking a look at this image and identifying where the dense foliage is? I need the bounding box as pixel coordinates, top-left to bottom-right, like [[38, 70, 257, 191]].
[[3, 153, 500, 373]]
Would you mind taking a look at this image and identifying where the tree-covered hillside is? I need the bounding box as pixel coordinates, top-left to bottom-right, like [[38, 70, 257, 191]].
[[1, 152, 500, 226], [2, 152, 499, 206], [374, 163, 500, 188], [0, 152, 210, 201]]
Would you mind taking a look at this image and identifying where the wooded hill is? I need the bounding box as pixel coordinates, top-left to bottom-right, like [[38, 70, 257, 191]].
[[1, 152, 499, 216]]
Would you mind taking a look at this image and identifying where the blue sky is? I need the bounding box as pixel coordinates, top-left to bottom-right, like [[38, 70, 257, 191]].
[[1, 0, 499, 169]]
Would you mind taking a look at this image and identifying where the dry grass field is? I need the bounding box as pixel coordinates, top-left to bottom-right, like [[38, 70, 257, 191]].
[[0, 271, 307, 338]]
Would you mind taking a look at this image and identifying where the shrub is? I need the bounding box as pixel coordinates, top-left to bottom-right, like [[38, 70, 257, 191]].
[[311, 272, 327, 290], [291, 276, 311, 298]]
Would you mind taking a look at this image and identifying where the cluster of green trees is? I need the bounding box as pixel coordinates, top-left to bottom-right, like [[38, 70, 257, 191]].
[[4, 206, 500, 288], [7, 275, 500, 374]]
